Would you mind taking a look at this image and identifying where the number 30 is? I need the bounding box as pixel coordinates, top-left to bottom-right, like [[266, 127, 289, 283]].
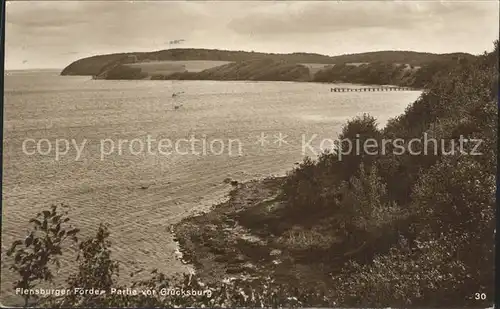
[[474, 293, 486, 300]]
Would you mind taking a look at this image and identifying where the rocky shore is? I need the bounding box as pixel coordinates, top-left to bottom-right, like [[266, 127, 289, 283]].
[[172, 177, 348, 289]]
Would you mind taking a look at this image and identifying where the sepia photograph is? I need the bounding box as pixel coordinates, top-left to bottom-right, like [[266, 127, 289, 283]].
[[1, 0, 498, 307]]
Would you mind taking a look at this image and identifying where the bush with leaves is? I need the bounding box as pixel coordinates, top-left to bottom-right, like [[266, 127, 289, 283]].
[[408, 155, 495, 300], [51, 224, 121, 307], [281, 156, 325, 213], [331, 235, 470, 307], [335, 163, 406, 259], [6, 204, 79, 307], [331, 157, 494, 307], [281, 113, 382, 217]]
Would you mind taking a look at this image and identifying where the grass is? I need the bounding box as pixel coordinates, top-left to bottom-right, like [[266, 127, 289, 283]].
[[277, 226, 342, 251]]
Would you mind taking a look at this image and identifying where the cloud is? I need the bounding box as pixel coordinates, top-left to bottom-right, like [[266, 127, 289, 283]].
[[227, 1, 495, 36], [228, 2, 412, 35], [4, 0, 499, 70]]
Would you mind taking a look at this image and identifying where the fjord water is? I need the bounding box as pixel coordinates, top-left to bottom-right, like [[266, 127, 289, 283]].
[[1, 70, 421, 301]]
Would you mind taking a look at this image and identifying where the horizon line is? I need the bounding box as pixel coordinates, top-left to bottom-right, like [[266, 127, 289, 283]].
[[5, 46, 488, 71], [74, 47, 481, 59]]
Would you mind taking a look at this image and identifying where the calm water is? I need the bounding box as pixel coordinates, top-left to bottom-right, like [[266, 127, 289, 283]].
[[1, 70, 421, 303]]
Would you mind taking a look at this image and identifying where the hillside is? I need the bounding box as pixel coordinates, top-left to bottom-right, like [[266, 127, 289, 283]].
[[94, 56, 472, 89], [312, 57, 469, 88], [60, 48, 475, 77], [126, 60, 232, 76], [322, 50, 473, 66], [61, 49, 337, 76], [149, 59, 311, 82]]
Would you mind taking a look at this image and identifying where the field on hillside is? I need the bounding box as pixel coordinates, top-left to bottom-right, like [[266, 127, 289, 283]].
[[300, 63, 373, 76], [125, 61, 375, 79], [125, 60, 232, 75], [299, 63, 333, 76]]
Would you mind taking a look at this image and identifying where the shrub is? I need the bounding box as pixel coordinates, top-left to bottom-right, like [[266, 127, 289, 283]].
[[331, 235, 470, 307], [5, 205, 79, 307]]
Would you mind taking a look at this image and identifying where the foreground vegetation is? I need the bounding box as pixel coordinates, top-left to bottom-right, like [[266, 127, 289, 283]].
[[6, 42, 497, 308], [280, 41, 497, 306]]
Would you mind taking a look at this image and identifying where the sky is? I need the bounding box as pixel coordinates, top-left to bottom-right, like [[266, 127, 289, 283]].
[[4, 0, 499, 70]]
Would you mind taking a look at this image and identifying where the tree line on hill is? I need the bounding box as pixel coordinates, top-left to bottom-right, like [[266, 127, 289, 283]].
[[61, 48, 475, 83], [94, 54, 472, 89], [312, 57, 470, 88], [150, 59, 311, 82]]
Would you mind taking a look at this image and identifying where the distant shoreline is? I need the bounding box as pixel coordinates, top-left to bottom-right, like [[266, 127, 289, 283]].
[[59, 48, 474, 88], [5, 70, 424, 91], [5, 68, 63, 73]]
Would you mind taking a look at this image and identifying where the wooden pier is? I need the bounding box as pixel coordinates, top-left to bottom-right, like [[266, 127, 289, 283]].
[[331, 87, 416, 92]]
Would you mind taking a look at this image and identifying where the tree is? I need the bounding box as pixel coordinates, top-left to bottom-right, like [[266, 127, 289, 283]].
[[335, 114, 382, 180], [409, 155, 495, 300], [331, 235, 469, 307], [336, 163, 405, 260], [6, 204, 79, 307], [58, 224, 121, 307]]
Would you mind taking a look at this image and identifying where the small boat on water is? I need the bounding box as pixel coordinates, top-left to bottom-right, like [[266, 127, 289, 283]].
[[172, 91, 185, 110]]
